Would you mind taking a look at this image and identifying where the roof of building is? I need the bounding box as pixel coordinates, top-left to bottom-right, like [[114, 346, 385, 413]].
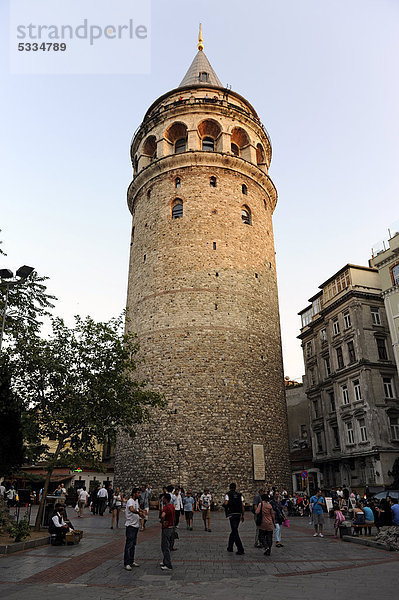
[[179, 49, 223, 88]]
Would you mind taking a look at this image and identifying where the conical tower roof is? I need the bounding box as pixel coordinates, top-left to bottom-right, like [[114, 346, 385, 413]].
[[179, 50, 222, 88], [179, 25, 223, 88]]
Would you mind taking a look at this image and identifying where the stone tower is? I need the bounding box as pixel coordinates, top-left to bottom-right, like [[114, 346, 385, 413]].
[[115, 30, 291, 498]]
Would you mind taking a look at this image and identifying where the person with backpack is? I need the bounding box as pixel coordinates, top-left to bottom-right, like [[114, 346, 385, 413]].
[[224, 482, 245, 555]]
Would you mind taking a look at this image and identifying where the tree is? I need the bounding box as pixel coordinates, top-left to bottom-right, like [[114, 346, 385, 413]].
[[8, 314, 163, 530], [1, 233, 56, 476], [0, 234, 56, 343], [0, 356, 25, 476]]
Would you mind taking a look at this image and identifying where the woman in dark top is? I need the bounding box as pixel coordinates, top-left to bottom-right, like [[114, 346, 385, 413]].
[[374, 498, 392, 531]]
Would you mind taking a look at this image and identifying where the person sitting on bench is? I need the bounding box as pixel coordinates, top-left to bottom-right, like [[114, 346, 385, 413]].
[[352, 503, 365, 535], [49, 505, 72, 545], [360, 501, 375, 535]]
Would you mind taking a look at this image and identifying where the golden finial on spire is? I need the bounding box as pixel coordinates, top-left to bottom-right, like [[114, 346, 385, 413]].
[[197, 23, 204, 51]]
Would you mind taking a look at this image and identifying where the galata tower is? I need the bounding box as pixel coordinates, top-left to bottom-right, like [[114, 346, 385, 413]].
[[115, 28, 291, 498]]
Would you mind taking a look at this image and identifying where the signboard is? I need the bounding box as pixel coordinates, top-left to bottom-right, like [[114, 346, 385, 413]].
[[301, 470, 308, 479], [325, 497, 333, 512], [252, 444, 265, 481]]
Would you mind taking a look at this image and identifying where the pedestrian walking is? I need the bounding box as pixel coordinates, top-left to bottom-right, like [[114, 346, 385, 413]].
[[124, 488, 143, 571], [255, 493, 276, 556], [139, 484, 151, 530], [270, 491, 286, 548], [310, 489, 326, 537], [77, 486, 89, 518], [160, 492, 175, 571], [90, 486, 99, 514], [224, 482, 245, 555], [183, 489, 195, 530], [252, 488, 264, 547], [97, 485, 108, 516], [174, 487, 183, 529], [110, 486, 123, 529], [200, 488, 212, 532]]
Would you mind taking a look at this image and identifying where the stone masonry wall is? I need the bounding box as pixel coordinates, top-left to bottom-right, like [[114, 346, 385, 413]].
[[115, 92, 291, 502]]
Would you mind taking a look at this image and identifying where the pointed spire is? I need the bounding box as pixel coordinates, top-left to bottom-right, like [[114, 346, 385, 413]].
[[198, 23, 204, 51], [179, 26, 222, 88]]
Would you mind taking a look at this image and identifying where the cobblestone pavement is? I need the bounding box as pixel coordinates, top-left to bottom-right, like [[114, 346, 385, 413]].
[[1, 509, 398, 599]]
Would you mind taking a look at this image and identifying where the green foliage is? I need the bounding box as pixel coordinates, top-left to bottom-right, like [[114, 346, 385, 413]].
[[0, 356, 25, 476], [9, 314, 164, 467], [0, 497, 13, 535], [0, 232, 56, 344], [8, 515, 31, 543]]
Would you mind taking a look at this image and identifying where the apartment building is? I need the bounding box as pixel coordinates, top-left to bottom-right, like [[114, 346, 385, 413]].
[[298, 264, 399, 493]]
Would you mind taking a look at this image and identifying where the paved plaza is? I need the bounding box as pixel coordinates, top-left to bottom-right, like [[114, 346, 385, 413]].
[[1, 509, 398, 599]]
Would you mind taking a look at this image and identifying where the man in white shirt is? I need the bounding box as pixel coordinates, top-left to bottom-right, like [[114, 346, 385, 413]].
[[0, 483, 6, 498], [124, 488, 144, 571], [49, 505, 70, 545], [97, 485, 108, 516], [78, 486, 89, 517]]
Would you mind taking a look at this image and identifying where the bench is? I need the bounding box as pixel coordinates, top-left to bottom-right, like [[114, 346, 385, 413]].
[[352, 522, 375, 536]]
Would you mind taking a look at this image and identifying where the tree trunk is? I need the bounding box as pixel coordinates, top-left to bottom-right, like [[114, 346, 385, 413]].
[[34, 439, 63, 531]]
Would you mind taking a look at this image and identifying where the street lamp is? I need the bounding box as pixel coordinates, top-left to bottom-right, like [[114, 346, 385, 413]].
[[0, 265, 35, 351]]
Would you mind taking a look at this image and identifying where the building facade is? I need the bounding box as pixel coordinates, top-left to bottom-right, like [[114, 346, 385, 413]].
[[370, 229, 399, 377], [285, 381, 319, 494], [298, 264, 399, 493], [114, 35, 291, 498]]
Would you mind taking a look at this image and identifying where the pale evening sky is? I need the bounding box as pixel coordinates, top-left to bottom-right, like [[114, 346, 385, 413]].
[[1, 0, 398, 380]]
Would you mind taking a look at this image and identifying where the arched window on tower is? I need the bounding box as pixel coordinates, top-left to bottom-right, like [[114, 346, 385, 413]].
[[242, 184, 248, 195], [164, 122, 188, 155], [175, 138, 186, 153], [198, 119, 222, 152], [172, 198, 183, 219], [231, 127, 250, 160], [256, 143, 265, 166], [210, 176, 217, 187], [175, 177, 181, 188], [241, 205, 252, 225], [199, 72, 209, 82], [202, 137, 214, 151], [231, 143, 239, 156]]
